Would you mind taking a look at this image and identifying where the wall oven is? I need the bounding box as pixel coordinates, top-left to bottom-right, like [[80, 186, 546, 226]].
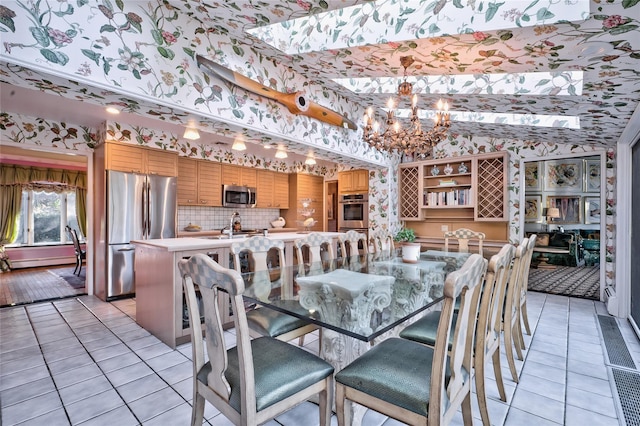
[[338, 192, 369, 229]]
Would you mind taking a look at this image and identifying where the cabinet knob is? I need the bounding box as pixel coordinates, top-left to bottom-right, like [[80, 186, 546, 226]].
[[200, 200, 207, 204], [188, 199, 195, 203]]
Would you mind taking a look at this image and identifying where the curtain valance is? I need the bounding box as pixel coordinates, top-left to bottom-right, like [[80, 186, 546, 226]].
[[0, 164, 87, 189]]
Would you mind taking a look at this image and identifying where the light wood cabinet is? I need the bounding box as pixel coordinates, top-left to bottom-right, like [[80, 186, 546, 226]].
[[338, 169, 369, 193], [222, 164, 257, 187], [256, 170, 274, 208], [256, 170, 290, 208], [105, 142, 177, 176], [399, 151, 508, 222], [177, 157, 222, 206], [273, 172, 289, 209], [284, 174, 323, 232]]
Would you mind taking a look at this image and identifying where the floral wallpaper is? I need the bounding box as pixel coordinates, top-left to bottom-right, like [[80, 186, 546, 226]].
[[0, 0, 635, 290], [0, 0, 387, 168]]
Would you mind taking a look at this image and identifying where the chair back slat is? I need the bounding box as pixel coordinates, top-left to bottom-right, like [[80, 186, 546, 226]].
[[444, 228, 485, 257], [178, 254, 252, 405], [482, 244, 516, 351], [230, 237, 286, 302], [369, 231, 395, 256], [431, 253, 487, 422], [338, 230, 368, 258], [294, 232, 335, 275]]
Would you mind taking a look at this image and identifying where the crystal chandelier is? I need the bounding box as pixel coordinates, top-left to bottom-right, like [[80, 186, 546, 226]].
[[363, 56, 450, 157]]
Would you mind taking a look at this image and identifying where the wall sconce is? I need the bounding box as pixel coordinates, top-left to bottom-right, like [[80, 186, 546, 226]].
[[275, 146, 288, 159], [232, 134, 247, 151], [183, 126, 200, 140], [305, 152, 316, 165]]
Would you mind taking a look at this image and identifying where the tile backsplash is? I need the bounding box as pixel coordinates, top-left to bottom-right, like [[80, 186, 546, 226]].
[[178, 206, 282, 231]]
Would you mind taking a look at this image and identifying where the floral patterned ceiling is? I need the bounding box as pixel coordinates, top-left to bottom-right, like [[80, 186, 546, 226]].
[[0, 0, 638, 161]]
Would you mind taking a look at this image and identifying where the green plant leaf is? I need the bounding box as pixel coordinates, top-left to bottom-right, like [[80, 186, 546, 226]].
[[31, 26, 50, 47], [81, 49, 101, 66]]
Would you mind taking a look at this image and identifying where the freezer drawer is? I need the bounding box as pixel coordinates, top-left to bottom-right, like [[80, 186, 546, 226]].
[[108, 244, 136, 298]]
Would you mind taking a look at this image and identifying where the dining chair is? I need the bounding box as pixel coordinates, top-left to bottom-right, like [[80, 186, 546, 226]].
[[230, 236, 317, 344], [65, 225, 86, 276], [335, 254, 487, 426], [178, 253, 334, 426], [369, 230, 395, 257], [338, 230, 369, 258], [399, 243, 515, 425], [518, 234, 537, 339], [503, 237, 530, 382], [294, 232, 335, 276], [444, 228, 486, 257]]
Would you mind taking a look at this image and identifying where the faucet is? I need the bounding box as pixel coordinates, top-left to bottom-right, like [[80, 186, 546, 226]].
[[229, 211, 240, 237]]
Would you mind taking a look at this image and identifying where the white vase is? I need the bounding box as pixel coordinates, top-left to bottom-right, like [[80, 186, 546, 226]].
[[401, 243, 421, 264]]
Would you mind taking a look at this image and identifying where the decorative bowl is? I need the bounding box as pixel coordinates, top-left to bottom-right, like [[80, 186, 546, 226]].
[[270, 217, 286, 228]]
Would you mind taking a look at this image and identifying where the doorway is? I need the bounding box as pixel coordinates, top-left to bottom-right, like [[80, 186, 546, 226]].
[[326, 181, 338, 232], [521, 153, 605, 300]]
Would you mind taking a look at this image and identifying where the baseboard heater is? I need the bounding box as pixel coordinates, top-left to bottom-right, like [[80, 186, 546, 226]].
[[11, 256, 76, 269], [604, 286, 618, 316]]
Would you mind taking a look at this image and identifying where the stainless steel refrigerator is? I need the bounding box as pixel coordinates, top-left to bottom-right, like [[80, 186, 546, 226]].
[[106, 170, 176, 299]]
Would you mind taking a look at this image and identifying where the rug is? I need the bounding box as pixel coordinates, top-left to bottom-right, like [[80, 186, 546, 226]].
[[528, 265, 600, 300], [49, 266, 86, 290]]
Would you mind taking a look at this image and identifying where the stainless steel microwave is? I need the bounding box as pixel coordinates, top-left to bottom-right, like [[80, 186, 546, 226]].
[[222, 185, 256, 208]]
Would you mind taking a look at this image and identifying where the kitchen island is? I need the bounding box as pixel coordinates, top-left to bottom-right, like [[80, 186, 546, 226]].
[[133, 232, 343, 348]]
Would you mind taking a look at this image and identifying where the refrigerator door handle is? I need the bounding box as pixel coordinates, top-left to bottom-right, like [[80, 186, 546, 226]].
[[142, 178, 148, 239], [146, 180, 151, 238], [118, 247, 136, 252]]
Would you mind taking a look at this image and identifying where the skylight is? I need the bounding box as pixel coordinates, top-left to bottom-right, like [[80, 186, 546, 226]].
[[248, 1, 590, 55], [333, 71, 584, 96], [392, 109, 580, 129]]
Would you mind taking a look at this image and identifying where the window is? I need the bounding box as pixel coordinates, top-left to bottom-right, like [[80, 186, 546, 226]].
[[11, 189, 78, 246]]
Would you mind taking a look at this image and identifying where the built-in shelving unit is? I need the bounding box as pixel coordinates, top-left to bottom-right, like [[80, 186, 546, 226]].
[[399, 151, 508, 222]]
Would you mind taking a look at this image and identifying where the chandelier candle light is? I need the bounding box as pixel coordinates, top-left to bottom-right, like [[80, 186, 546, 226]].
[[363, 56, 450, 157]]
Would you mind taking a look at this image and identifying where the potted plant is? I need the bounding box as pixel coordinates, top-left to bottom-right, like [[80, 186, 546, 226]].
[[395, 228, 421, 263]]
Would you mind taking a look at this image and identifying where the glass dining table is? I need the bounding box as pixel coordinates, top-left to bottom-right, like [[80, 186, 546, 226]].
[[239, 250, 470, 345], [239, 250, 470, 425]]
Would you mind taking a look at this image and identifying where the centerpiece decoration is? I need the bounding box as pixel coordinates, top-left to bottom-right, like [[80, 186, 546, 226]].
[[394, 228, 420, 263]]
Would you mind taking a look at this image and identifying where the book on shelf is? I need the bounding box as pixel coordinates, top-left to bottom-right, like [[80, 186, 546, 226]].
[[423, 188, 473, 207], [438, 179, 457, 186]]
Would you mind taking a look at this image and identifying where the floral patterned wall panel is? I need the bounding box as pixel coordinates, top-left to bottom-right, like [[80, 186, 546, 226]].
[[0, 112, 99, 152], [430, 135, 616, 287], [0, 1, 386, 167]]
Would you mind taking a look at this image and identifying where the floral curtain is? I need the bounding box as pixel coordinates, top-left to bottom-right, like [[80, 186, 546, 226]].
[[0, 164, 88, 244]]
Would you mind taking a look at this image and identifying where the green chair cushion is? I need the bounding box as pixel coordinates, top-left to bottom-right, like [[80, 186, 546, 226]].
[[246, 302, 313, 337], [335, 337, 465, 417], [198, 337, 333, 412], [399, 311, 457, 350]]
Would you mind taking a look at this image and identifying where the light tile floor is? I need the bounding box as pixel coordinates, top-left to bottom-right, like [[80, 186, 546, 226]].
[[1, 292, 639, 425]]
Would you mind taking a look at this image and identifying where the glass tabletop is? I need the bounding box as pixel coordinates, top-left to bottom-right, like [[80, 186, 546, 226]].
[[240, 251, 470, 342]]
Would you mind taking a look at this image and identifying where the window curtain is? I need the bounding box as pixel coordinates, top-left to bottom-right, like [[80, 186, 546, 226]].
[[0, 164, 88, 244]]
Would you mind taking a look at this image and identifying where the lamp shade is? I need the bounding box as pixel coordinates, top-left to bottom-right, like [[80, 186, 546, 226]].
[[546, 207, 561, 219]]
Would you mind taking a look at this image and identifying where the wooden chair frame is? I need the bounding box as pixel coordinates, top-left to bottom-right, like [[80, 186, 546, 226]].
[[179, 254, 333, 426], [444, 228, 486, 257], [230, 236, 316, 344], [338, 230, 368, 258]]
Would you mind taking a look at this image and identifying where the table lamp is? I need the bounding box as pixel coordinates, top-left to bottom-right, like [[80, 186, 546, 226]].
[[545, 207, 560, 231]]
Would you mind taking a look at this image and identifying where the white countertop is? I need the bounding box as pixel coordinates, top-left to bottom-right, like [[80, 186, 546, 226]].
[[132, 232, 344, 252]]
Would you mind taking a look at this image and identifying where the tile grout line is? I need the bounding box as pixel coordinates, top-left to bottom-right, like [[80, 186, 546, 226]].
[[23, 302, 74, 426], [74, 297, 196, 423]]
